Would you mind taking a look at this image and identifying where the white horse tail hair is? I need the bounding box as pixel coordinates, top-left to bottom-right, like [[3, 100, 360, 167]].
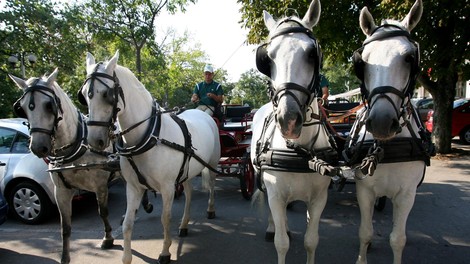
[[200, 167, 212, 191], [251, 189, 267, 217]]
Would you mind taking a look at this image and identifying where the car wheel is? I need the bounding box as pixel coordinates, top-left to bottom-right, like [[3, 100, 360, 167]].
[[459, 126, 470, 145], [8, 181, 54, 224]]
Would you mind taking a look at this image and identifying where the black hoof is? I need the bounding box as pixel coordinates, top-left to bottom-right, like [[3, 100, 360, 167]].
[[100, 239, 114, 249], [158, 254, 171, 264], [207, 211, 216, 219], [144, 203, 154, 214], [265, 232, 274, 242], [179, 228, 188, 237]]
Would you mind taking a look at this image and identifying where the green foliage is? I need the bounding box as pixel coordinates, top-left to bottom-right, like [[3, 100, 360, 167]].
[[233, 69, 270, 108]]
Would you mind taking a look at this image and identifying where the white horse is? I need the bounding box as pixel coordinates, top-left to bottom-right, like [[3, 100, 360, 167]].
[[79, 51, 220, 264], [251, 1, 338, 263], [346, 1, 432, 263], [10, 69, 117, 264]]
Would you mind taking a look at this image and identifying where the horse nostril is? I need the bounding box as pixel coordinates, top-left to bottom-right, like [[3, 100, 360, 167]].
[[41, 147, 49, 156], [390, 118, 400, 133], [295, 113, 303, 128], [98, 139, 105, 149]]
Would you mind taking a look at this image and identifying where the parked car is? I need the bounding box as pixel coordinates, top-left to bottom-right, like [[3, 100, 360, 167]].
[[425, 98, 470, 144], [0, 189, 8, 225], [0, 118, 57, 224], [411, 98, 433, 123]]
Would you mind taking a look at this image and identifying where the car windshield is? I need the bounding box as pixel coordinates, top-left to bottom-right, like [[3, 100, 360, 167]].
[[453, 98, 469, 108]]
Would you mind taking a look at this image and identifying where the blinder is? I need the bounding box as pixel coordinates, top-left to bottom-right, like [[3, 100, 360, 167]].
[[352, 25, 420, 101]]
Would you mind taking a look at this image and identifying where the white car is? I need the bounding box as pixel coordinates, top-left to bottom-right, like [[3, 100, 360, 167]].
[[0, 118, 56, 224]]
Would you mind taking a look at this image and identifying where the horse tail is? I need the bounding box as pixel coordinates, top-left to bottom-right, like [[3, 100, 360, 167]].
[[200, 167, 213, 191], [251, 189, 267, 216]]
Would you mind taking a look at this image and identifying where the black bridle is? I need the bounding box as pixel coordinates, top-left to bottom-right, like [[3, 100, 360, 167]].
[[13, 78, 63, 136], [256, 18, 322, 118], [79, 63, 125, 131], [353, 24, 420, 121]]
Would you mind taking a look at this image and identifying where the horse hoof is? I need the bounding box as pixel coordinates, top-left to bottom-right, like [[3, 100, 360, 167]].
[[265, 232, 275, 242], [100, 238, 114, 249], [207, 211, 216, 219], [157, 254, 171, 264], [144, 203, 153, 214], [179, 228, 188, 237]]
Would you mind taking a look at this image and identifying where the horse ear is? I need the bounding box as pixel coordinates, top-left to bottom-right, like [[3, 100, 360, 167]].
[[86, 52, 95, 68], [302, 0, 321, 29], [46, 68, 59, 87], [359, 6, 377, 36], [106, 50, 119, 73], [9, 74, 28, 90], [401, 0, 423, 32], [263, 11, 277, 32]]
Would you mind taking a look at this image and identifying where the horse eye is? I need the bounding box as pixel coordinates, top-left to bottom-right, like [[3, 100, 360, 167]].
[[405, 54, 415, 64], [45, 102, 54, 113]]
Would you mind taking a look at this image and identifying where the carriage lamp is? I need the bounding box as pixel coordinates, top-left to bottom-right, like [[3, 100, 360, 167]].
[[8, 52, 37, 78]]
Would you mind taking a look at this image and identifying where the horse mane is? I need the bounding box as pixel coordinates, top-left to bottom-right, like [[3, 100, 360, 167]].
[[268, 15, 308, 38], [114, 64, 154, 103], [380, 19, 407, 31]]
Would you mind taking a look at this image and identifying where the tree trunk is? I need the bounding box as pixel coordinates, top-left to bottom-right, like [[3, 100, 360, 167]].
[[419, 73, 457, 154]]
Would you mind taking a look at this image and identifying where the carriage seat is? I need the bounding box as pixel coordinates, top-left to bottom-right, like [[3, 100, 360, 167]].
[[224, 105, 252, 123]]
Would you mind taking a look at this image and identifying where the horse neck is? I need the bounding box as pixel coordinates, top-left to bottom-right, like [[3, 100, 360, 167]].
[[53, 86, 80, 148], [115, 67, 155, 144]]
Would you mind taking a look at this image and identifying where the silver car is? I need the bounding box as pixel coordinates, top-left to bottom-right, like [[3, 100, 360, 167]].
[[0, 118, 56, 224]]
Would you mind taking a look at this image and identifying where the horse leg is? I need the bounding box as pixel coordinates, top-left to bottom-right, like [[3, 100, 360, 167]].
[[267, 197, 289, 264], [178, 180, 192, 237], [141, 190, 153, 213], [390, 191, 416, 264], [304, 187, 328, 264], [265, 211, 275, 241], [265, 209, 290, 242], [202, 167, 216, 219], [158, 184, 175, 264], [55, 187, 75, 264], [95, 187, 114, 249], [355, 186, 376, 264], [121, 185, 144, 264]]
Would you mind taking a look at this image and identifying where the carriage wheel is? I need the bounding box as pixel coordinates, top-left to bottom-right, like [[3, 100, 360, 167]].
[[240, 152, 255, 200], [374, 196, 387, 211]]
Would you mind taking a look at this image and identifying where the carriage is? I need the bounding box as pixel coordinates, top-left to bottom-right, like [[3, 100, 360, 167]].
[[216, 105, 256, 200]]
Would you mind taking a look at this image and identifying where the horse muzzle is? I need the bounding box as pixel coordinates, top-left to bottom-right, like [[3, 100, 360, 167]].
[[29, 134, 53, 158], [365, 108, 401, 140], [275, 99, 304, 139]]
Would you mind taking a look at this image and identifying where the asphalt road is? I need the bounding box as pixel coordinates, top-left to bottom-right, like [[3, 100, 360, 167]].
[[0, 141, 469, 264]]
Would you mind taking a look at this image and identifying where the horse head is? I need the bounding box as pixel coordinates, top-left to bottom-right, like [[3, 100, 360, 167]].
[[10, 69, 65, 157], [79, 51, 123, 150], [354, 0, 422, 140], [256, 0, 322, 139]]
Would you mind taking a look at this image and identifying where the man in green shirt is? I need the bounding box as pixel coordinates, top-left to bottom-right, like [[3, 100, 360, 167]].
[[191, 64, 224, 116]]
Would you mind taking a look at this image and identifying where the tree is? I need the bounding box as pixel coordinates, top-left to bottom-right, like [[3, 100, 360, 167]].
[[238, 0, 469, 153], [234, 69, 270, 108], [82, 0, 196, 80], [0, 0, 88, 117]]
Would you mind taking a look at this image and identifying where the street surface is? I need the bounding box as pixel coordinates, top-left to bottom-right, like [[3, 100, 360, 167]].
[[0, 141, 469, 264]]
